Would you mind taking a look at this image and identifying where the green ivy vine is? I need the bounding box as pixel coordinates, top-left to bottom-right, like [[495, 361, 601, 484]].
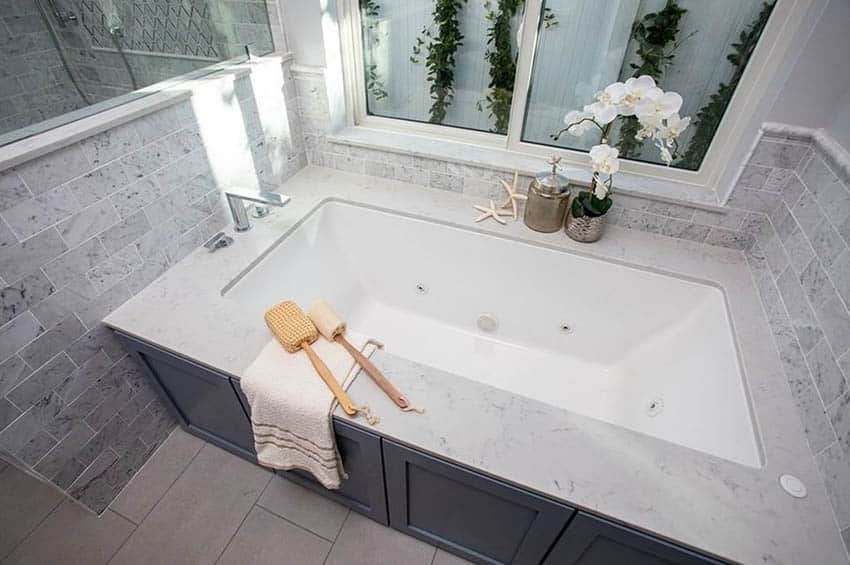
[[679, 1, 775, 170], [360, 0, 387, 100], [411, 0, 468, 124], [617, 1, 689, 159], [478, 2, 558, 133], [480, 0, 522, 134]]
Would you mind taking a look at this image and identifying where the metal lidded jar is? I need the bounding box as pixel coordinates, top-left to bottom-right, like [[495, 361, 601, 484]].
[[523, 156, 571, 233]]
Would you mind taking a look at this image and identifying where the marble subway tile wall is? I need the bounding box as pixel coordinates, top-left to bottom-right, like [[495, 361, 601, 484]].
[[0, 1, 88, 137], [742, 135, 850, 548], [293, 69, 850, 551], [0, 66, 306, 513]]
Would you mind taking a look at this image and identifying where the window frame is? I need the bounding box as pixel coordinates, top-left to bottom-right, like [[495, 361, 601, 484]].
[[339, 0, 808, 192]]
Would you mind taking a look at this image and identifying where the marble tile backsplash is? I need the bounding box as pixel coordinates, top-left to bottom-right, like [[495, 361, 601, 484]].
[[0, 67, 306, 513], [295, 69, 772, 253], [293, 67, 850, 550]]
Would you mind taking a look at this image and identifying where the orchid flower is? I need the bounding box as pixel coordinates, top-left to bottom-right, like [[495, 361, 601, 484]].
[[618, 75, 657, 116], [589, 144, 620, 176], [658, 114, 691, 145], [636, 113, 662, 141], [586, 82, 626, 124], [552, 77, 690, 187], [635, 89, 683, 122]]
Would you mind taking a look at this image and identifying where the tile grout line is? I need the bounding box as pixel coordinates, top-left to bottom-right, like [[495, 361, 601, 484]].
[[108, 506, 140, 527], [322, 510, 352, 565], [105, 429, 207, 564], [252, 492, 345, 545], [212, 471, 274, 565]]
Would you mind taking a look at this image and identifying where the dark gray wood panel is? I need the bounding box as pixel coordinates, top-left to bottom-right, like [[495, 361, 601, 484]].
[[383, 440, 574, 565], [283, 419, 389, 525], [115, 332, 257, 462], [544, 512, 725, 565]]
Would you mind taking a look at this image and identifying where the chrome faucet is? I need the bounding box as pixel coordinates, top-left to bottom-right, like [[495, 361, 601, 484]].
[[224, 187, 290, 232]]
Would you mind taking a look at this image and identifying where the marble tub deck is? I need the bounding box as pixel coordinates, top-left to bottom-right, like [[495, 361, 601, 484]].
[[105, 166, 848, 565]]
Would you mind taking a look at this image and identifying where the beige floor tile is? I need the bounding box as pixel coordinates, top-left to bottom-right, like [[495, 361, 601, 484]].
[[109, 428, 204, 523], [110, 444, 271, 564], [3, 500, 135, 565], [217, 506, 331, 565], [324, 511, 435, 565], [257, 474, 349, 541], [0, 465, 63, 559]]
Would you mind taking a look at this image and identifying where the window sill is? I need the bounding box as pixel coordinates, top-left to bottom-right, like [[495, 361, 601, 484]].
[[328, 127, 723, 209]]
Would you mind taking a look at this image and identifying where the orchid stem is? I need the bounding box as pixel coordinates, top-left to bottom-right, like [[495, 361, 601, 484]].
[[551, 117, 606, 141]]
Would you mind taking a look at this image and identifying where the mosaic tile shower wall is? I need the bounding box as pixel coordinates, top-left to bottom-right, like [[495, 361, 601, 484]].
[[0, 64, 306, 513]]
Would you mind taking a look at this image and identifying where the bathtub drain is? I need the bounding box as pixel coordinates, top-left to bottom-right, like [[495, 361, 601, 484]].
[[645, 397, 664, 417]]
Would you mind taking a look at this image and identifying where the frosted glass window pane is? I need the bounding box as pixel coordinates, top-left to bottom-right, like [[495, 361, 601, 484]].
[[360, 0, 522, 134], [521, 0, 775, 170]]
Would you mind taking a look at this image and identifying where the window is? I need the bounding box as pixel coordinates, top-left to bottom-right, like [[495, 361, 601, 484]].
[[360, 1, 522, 134], [354, 0, 779, 174], [0, 0, 276, 147]]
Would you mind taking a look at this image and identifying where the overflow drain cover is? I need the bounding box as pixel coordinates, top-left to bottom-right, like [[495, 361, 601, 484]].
[[779, 474, 807, 498]]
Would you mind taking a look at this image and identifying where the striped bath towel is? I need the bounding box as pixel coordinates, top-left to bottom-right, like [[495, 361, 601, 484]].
[[240, 332, 373, 488]]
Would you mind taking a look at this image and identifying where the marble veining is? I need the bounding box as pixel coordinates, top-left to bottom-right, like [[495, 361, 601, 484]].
[[105, 166, 848, 564]]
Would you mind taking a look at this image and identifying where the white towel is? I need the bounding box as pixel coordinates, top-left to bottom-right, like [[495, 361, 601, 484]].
[[240, 333, 373, 489]]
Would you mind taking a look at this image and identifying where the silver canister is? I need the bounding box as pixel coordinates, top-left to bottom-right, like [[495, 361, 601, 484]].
[[523, 156, 571, 233]]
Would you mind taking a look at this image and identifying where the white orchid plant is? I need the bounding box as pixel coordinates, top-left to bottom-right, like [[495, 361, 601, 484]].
[[552, 75, 690, 218]]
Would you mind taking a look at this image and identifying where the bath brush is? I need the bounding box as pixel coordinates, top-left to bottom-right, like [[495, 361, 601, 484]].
[[265, 300, 377, 423], [308, 300, 421, 413]]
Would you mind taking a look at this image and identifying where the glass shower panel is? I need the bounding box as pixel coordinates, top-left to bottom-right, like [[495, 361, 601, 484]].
[[0, 0, 276, 146]]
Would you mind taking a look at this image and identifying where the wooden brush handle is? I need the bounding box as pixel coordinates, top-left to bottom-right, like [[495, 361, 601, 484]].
[[301, 342, 358, 416], [335, 335, 410, 409]]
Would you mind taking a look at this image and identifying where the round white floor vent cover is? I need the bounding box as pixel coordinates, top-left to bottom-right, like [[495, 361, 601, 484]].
[[477, 313, 499, 332], [779, 474, 807, 498]]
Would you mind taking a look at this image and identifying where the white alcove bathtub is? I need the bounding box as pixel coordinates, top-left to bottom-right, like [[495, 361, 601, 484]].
[[224, 200, 762, 468]]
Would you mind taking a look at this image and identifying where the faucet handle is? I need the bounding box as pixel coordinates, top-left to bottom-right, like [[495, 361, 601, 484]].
[[224, 187, 287, 207], [204, 232, 233, 252]]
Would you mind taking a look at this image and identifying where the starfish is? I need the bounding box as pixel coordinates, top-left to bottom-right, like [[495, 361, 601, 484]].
[[473, 199, 511, 225], [498, 171, 528, 219]]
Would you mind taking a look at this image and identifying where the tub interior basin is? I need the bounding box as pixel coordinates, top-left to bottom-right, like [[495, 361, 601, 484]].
[[224, 201, 762, 468]]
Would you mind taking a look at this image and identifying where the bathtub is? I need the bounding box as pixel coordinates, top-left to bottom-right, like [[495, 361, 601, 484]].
[[225, 200, 762, 468]]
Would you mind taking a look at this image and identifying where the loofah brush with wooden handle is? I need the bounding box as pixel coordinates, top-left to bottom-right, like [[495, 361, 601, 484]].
[[264, 301, 377, 423], [308, 300, 421, 412]]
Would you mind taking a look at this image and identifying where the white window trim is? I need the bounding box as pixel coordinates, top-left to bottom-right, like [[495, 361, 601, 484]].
[[337, 0, 812, 198]]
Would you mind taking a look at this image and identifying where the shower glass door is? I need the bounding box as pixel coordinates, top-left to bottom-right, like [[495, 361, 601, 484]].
[[0, 0, 276, 146]]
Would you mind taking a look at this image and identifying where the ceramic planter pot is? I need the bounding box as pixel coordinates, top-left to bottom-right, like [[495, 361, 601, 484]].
[[564, 208, 607, 243]]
